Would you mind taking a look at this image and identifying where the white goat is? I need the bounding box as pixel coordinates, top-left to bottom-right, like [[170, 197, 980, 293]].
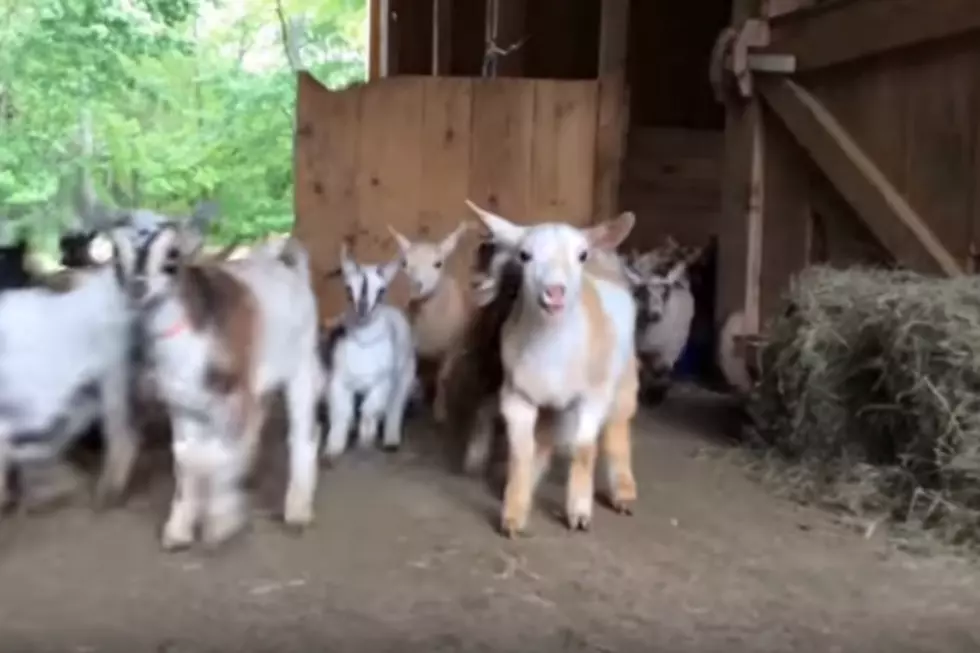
[[0, 254, 139, 516], [465, 200, 641, 537], [387, 223, 469, 419], [320, 244, 416, 462], [111, 224, 323, 550], [627, 245, 701, 404]]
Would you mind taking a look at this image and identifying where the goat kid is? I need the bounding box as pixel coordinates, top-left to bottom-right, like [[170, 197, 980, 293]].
[[112, 224, 323, 550], [465, 200, 640, 537], [626, 242, 702, 404], [320, 245, 416, 462], [387, 223, 469, 420], [0, 253, 141, 519]]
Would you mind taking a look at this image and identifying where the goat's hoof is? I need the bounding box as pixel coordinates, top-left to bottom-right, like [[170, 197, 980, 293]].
[[499, 513, 527, 539], [609, 498, 635, 516], [567, 512, 592, 532], [382, 443, 400, 454], [282, 519, 311, 537], [92, 487, 125, 512], [203, 515, 247, 549], [161, 530, 194, 552]]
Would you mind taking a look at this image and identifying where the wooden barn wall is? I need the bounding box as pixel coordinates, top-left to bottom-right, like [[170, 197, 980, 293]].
[[801, 39, 980, 272], [293, 72, 616, 321]]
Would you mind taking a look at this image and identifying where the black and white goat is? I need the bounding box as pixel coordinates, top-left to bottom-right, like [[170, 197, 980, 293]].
[[111, 223, 323, 550], [320, 244, 416, 462]]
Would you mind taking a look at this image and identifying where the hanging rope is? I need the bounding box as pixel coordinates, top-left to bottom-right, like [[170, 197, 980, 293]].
[[481, 0, 529, 78]]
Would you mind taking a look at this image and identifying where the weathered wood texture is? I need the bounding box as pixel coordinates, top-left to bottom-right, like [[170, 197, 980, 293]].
[[294, 72, 620, 321], [720, 0, 980, 328]]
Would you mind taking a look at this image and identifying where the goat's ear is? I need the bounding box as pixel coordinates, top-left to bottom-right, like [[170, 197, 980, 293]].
[[108, 227, 137, 279], [388, 226, 412, 255], [586, 211, 635, 251], [465, 200, 524, 248], [339, 242, 357, 278], [664, 260, 688, 286], [381, 257, 402, 285], [439, 221, 469, 257]]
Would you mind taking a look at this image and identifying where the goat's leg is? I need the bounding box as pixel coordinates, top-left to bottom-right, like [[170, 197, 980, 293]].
[[601, 360, 639, 514], [283, 361, 319, 529], [499, 389, 539, 538], [432, 355, 451, 425], [382, 357, 416, 452], [240, 401, 267, 489], [322, 377, 354, 463], [94, 367, 140, 509], [0, 429, 10, 517], [162, 420, 206, 551], [202, 437, 248, 547], [462, 398, 497, 476], [562, 403, 604, 532], [357, 379, 391, 451]]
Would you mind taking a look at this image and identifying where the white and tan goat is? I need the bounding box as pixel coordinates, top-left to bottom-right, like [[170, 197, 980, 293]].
[[111, 225, 323, 550], [320, 245, 416, 461], [465, 200, 640, 537], [387, 223, 469, 419]]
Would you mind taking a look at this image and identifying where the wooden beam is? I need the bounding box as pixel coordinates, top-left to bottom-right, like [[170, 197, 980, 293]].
[[432, 0, 453, 75], [368, 0, 383, 80], [764, 0, 980, 72], [759, 77, 963, 276], [598, 0, 629, 75]]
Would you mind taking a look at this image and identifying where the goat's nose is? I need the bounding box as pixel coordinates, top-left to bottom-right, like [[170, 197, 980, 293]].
[[543, 284, 565, 301]]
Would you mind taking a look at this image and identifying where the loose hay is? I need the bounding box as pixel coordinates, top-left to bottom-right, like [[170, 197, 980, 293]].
[[746, 265, 980, 548]]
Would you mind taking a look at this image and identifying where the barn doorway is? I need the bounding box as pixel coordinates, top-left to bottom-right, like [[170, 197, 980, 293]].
[[371, 0, 734, 391], [621, 0, 732, 390]]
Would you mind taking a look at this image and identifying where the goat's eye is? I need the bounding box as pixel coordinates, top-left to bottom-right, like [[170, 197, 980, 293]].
[[434, 260, 443, 269], [578, 250, 588, 263], [518, 250, 531, 263]]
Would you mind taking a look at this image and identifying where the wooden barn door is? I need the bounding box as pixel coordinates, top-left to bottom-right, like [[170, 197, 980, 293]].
[[713, 0, 980, 354]]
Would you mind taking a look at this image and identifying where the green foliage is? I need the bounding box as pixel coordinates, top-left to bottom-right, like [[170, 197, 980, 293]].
[[0, 0, 367, 247]]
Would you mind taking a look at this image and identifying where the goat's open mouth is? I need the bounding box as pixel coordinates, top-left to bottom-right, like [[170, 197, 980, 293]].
[[538, 296, 565, 314]]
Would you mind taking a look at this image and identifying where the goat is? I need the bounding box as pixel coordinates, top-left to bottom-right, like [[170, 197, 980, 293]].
[[387, 223, 469, 419], [626, 241, 703, 404], [0, 246, 141, 519], [464, 200, 641, 537], [110, 224, 323, 550], [320, 244, 416, 462]]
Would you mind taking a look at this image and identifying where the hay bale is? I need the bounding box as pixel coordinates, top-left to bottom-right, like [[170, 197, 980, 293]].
[[747, 265, 980, 547]]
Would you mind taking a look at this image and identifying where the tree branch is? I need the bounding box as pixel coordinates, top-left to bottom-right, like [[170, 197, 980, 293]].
[[275, 0, 304, 72]]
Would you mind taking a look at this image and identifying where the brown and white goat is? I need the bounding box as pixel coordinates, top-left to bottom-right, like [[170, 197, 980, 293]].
[[111, 225, 323, 550], [463, 201, 640, 537], [387, 223, 470, 419]]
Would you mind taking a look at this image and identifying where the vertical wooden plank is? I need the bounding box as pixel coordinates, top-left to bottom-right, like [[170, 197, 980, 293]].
[[433, 0, 454, 75], [469, 79, 536, 223], [357, 76, 426, 309], [418, 77, 474, 276], [491, 0, 528, 77], [715, 0, 764, 329], [529, 80, 598, 225], [758, 114, 811, 321], [902, 49, 977, 267], [293, 72, 363, 323], [598, 0, 629, 75], [369, 0, 382, 81], [592, 73, 626, 223]]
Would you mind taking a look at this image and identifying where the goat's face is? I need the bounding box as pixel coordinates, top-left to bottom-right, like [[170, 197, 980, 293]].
[[466, 200, 635, 317], [339, 244, 401, 325], [470, 238, 518, 307], [628, 261, 689, 326], [110, 224, 190, 308], [389, 223, 468, 300]]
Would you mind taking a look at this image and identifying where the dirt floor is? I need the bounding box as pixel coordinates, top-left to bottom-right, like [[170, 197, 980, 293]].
[[0, 385, 978, 653]]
